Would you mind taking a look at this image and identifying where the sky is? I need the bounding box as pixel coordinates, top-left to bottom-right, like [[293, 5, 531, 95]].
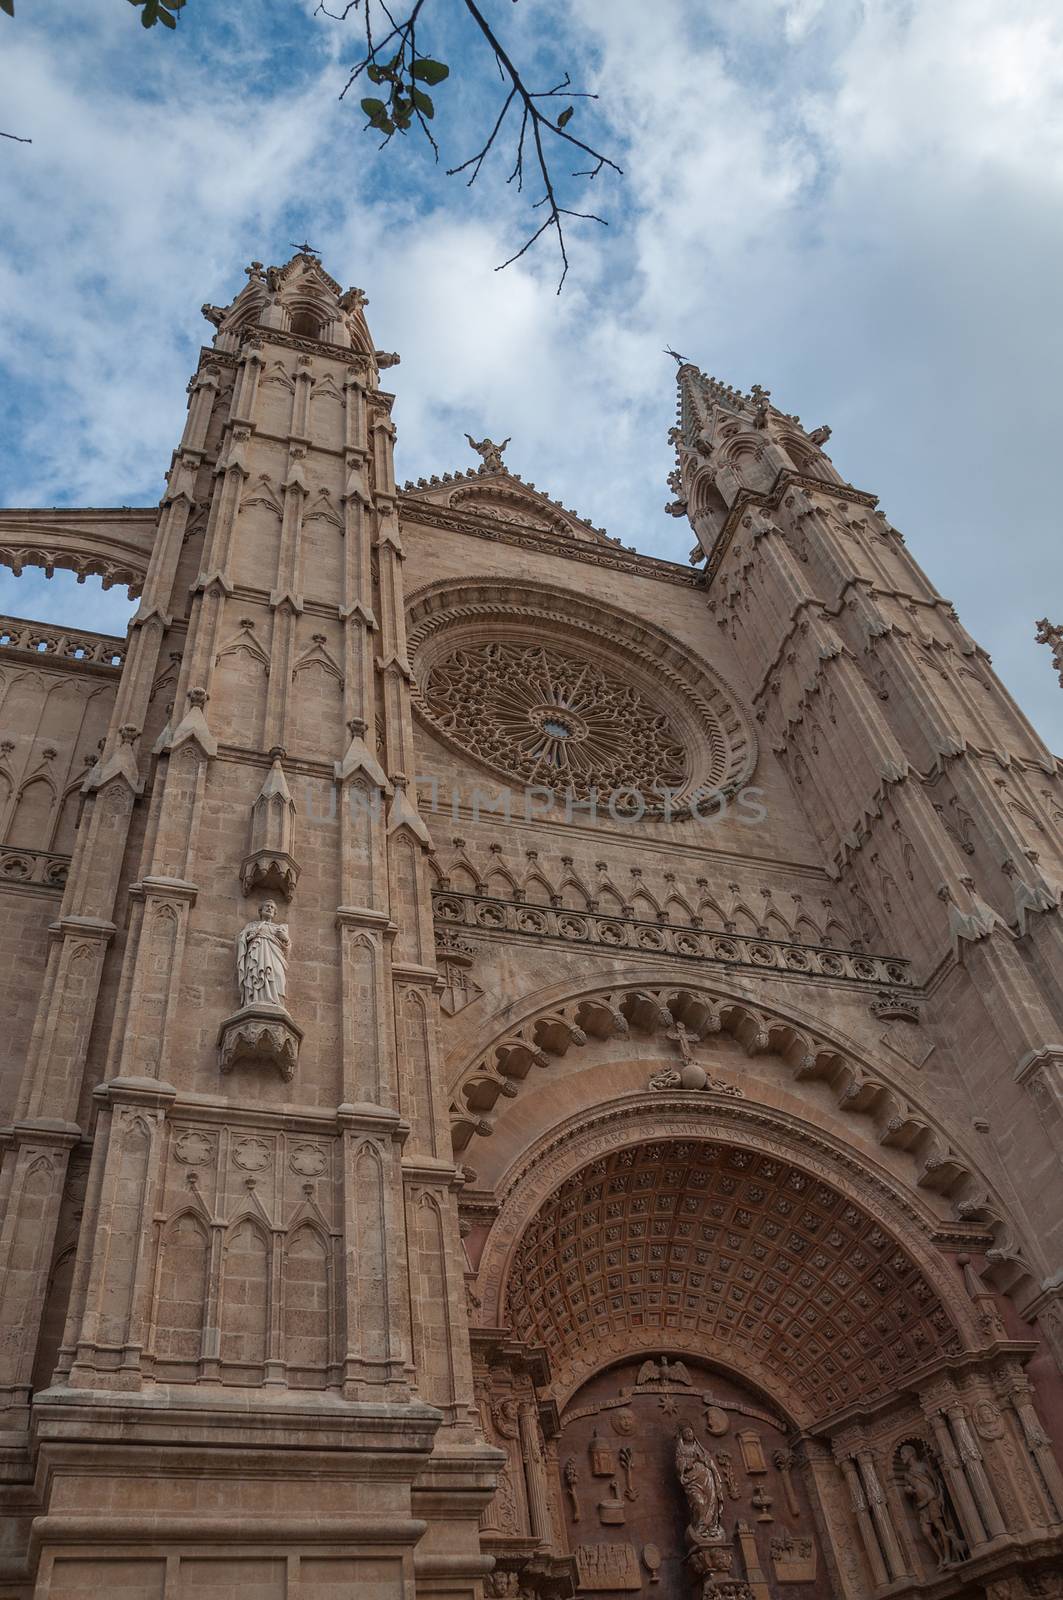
[[1, 0, 1061, 747]]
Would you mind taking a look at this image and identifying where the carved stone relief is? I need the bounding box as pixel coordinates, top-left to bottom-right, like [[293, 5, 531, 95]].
[[558, 1356, 828, 1600]]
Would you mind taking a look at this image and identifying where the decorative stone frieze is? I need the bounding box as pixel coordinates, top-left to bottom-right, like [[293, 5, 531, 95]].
[[434, 889, 913, 987]]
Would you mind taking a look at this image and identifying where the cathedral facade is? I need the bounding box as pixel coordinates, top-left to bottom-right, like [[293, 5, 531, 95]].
[[0, 251, 1061, 1600]]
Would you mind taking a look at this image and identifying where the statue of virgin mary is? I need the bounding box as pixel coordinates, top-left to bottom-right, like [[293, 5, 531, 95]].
[[674, 1425, 725, 1542]]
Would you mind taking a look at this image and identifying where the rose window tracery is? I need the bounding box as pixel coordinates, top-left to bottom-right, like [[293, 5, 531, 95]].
[[420, 642, 688, 805], [406, 580, 759, 816]]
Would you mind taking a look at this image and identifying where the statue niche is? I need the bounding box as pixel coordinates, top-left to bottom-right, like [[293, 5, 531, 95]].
[[897, 1441, 967, 1571], [217, 901, 303, 1080]]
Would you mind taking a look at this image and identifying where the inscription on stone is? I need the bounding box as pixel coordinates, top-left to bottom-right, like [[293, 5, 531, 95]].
[[575, 1543, 642, 1591]]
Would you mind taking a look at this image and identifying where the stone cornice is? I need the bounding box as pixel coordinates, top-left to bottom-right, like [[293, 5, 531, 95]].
[[399, 497, 701, 588]]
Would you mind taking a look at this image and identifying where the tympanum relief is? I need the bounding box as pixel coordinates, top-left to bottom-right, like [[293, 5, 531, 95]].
[[558, 1357, 824, 1600]]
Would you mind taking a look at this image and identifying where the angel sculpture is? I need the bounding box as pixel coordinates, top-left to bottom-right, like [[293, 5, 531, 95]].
[[465, 432, 511, 472]]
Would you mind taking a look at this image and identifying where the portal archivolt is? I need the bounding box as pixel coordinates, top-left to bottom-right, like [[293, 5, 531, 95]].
[[450, 979, 1029, 1299]]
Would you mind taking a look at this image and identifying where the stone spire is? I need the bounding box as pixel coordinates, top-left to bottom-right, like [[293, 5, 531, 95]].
[[200, 250, 400, 377]]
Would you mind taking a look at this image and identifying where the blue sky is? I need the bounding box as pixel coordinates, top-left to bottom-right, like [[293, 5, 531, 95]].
[[1, 0, 1062, 745]]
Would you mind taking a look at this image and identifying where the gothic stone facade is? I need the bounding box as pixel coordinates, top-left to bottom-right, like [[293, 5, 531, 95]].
[[0, 253, 1061, 1600]]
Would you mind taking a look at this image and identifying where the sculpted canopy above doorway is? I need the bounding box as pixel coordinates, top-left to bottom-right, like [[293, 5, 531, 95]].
[[405, 577, 758, 816]]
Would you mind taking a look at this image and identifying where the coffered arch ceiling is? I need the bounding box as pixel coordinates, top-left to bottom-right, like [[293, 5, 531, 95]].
[[504, 1136, 963, 1426]]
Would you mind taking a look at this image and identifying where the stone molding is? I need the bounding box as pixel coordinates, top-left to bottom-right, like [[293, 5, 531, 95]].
[[434, 888, 912, 987], [400, 496, 702, 587], [406, 576, 758, 812], [448, 979, 995, 1233]]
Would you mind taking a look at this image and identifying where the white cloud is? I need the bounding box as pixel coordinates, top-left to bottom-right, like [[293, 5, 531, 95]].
[[0, 0, 1060, 745]]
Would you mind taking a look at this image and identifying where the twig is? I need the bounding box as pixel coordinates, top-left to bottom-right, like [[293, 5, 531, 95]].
[[1, 130, 31, 144], [325, 0, 622, 290]]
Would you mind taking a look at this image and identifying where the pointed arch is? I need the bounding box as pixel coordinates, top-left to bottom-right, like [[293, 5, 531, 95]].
[[6, 774, 56, 849], [49, 780, 83, 855], [283, 1221, 331, 1379], [219, 1214, 270, 1369], [152, 1210, 210, 1364]]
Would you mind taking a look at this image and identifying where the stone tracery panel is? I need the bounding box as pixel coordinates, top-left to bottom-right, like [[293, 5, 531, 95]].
[[504, 1139, 961, 1421], [406, 578, 758, 816], [421, 641, 689, 805]]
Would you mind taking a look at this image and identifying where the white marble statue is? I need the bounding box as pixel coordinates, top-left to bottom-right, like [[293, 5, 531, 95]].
[[237, 901, 291, 1009]]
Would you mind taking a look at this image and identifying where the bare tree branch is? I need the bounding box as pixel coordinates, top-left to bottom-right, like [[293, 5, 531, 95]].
[[324, 0, 622, 291], [1, 130, 32, 143]]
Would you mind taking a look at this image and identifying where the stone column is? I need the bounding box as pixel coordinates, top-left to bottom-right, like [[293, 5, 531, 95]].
[[927, 1408, 987, 1550], [1011, 1387, 1063, 1521], [856, 1449, 906, 1581], [518, 1401, 553, 1545], [946, 1403, 1007, 1539], [838, 1455, 889, 1588]]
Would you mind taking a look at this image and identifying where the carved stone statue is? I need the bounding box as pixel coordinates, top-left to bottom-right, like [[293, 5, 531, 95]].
[[899, 1445, 964, 1567], [237, 901, 291, 1009], [637, 1353, 692, 1386], [465, 432, 511, 472], [563, 1455, 580, 1520], [675, 1424, 725, 1542]]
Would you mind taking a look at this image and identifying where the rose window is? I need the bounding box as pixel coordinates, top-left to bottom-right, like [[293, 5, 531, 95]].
[[406, 581, 758, 817], [420, 642, 687, 804]]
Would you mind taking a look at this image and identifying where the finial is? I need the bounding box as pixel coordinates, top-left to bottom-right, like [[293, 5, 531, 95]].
[[664, 347, 688, 366], [464, 432, 511, 472], [290, 239, 321, 257], [1035, 618, 1063, 688]]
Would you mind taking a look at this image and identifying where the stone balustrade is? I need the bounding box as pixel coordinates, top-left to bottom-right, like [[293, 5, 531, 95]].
[[432, 889, 913, 988], [0, 846, 70, 892], [0, 614, 126, 667]]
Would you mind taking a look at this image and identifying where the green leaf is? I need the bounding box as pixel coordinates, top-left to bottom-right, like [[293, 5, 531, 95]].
[[130, 0, 184, 26], [361, 97, 387, 117], [412, 58, 449, 86], [366, 63, 384, 83], [0, 0, 15, 17], [557, 105, 574, 128], [411, 87, 434, 118]]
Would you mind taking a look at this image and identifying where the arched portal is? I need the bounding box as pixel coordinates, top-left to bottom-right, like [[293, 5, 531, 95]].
[[471, 1109, 1063, 1600], [504, 1136, 961, 1424]]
